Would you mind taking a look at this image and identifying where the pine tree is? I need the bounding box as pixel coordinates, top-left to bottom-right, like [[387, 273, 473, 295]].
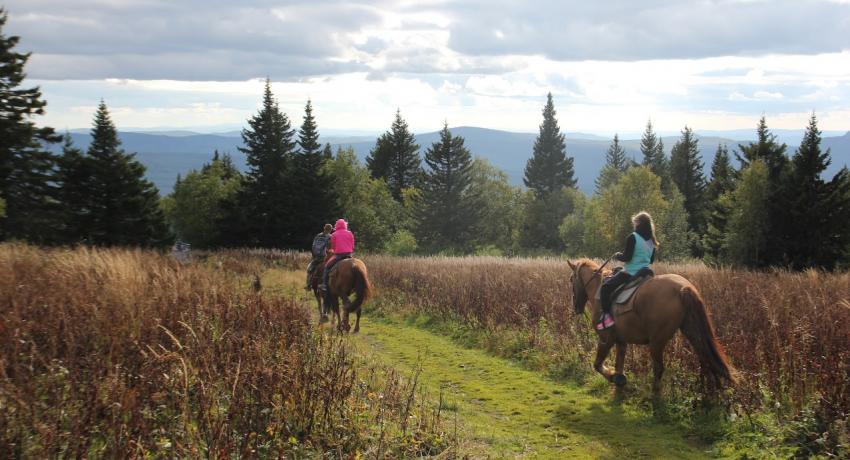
[[83, 101, 168, 246], [56, 135, 93, 243], [366, 109, 421, 200], [595, 134, 629, 193], [0, 9, 61, 243], [523, 93, 576, 197], [670, 126, 707, 240], [702, 144, 736, 262], [736, 116, 788, 180], [417, 124, 479, 252], [783, 114, 850, 268], [639, 120, 671, 193], [237, 79, 297, 247], [640, 120, 659, 166], [291, 99, 337, 248]]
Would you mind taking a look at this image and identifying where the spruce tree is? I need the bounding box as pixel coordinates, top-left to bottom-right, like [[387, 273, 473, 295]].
[[639, 121, 672, 194], [783, 114, 850, 268], [702, 144, 736, 262], [83, 101, 168, 246], [0, 9, 61, 243], [417, 124, 479, 252], [366, 109, 421, 200], [736, 116, 788, 180], [524, 93, 576, 197], [237, 80, 297, 247], [670, 126, 707, 241], [640, 120, 659, 166], [56, 135, 93, 243], [595, 134, 629, 193], [291, 99, 337, 247]]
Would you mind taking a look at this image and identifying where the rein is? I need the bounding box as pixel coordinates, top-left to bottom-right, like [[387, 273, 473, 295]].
[[581, 256, 613, 292]]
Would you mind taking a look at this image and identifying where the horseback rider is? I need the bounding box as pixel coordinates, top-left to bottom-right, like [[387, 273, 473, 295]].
[[320, 218, 355, 298], [305, 223, 333, 290], [597, 211, 658, 330]]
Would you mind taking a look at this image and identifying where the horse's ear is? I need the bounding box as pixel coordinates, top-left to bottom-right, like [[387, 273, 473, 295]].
[[567, 260, 577, 271]]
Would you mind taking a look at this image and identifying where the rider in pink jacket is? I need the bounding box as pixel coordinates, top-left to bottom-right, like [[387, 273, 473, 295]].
[[321, 219, 355, 291]]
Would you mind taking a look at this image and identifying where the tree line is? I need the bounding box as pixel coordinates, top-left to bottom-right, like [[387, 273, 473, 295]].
[[2, 8, 850, 269]]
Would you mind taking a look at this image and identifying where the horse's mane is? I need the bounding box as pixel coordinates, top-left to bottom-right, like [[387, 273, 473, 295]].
[[571, 258, 612, 277]]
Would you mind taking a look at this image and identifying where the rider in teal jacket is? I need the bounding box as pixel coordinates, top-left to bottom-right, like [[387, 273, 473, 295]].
[[597, 211, 658, 330]]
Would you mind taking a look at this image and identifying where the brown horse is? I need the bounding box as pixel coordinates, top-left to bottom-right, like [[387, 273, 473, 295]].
[[309, 253, 335, 323], [325, 258, 372, 333], [568, 258, 735, 394]]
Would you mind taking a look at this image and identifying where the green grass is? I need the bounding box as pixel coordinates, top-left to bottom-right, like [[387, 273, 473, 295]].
[[352, 315, 713, 459]]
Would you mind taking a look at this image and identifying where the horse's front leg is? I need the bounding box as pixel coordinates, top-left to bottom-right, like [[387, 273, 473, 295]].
[[593, 334, 617, 382], [316, 291, 328, 323], [613, 342, 628, 387], [650, 340, 666, 394]]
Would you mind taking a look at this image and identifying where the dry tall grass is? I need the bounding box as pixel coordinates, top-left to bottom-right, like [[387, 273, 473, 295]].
[[365, 255, 850, 452], [0, 245, 451, 458]]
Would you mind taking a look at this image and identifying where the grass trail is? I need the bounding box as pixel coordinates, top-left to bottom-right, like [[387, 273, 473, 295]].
[[264, 269, 713, 458], [355, 317, 710, 459]]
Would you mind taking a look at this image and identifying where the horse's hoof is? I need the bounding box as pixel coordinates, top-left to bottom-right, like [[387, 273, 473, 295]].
[[613, 374, 628, 387], [320, 315, 329, 324]]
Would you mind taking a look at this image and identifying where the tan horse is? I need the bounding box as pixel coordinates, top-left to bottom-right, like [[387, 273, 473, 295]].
[[326, 258, 372, 333], [568, 258, 735, 394]]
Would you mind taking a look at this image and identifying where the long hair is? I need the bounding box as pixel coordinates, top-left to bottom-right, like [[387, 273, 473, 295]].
[[632, 211, 659, 246]]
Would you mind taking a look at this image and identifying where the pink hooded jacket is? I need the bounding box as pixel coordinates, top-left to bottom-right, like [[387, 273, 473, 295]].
[[330, 219, 355, 254]]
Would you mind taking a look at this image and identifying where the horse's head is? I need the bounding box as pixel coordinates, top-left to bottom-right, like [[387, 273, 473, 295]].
[[567, 260, 589, 315]]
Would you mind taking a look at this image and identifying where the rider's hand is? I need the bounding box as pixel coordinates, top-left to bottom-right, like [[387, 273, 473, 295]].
[[613, 252, 623, 260]]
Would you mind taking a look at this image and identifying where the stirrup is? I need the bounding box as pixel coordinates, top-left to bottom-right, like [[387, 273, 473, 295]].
[[595, 313, 615, 331]]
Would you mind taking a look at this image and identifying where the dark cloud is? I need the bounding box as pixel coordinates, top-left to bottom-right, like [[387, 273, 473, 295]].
[[4, 0, 850, 81], [445, 0, 850, 61], [4, 0, 382, 80]]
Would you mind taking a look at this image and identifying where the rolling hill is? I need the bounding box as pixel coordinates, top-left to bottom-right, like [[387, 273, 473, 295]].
[[53, 128, 850, 195]]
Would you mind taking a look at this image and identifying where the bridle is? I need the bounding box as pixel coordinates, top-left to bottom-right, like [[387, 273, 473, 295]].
[[579, 256, 613, 292]]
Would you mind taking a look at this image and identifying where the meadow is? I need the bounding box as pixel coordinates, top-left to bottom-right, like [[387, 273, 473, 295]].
[[0, 245, 453, 458], [364, 255, 850, 457], [3, 245, 849, 457]]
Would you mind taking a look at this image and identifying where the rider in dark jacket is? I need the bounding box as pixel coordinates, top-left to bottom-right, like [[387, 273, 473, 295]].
[[305, 224, 333, 289]]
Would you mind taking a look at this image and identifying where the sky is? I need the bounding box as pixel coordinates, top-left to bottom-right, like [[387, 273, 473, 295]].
[[5, 0, 850, 136]]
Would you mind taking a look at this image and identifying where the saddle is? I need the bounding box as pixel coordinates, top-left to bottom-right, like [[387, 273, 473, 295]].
[[595, 267, 654, 312], [327, 255, 352, 277]]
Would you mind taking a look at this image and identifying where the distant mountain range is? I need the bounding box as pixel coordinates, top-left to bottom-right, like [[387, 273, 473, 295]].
[[53, 128, 850, 195]]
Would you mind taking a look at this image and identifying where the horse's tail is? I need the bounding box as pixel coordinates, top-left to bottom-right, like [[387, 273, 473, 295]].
[[349, 261, 372, 313], [679, 286, 736, 388]]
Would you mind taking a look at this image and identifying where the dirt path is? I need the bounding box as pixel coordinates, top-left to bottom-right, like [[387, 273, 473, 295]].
[[266, 270, 713, 458]]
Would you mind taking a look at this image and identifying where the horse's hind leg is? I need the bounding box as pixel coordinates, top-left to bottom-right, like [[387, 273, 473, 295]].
[[353, 307, 361, 334], [650, 340, 667, 394], [593, 334, 617, 383], [341, 296, 352, 332]]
